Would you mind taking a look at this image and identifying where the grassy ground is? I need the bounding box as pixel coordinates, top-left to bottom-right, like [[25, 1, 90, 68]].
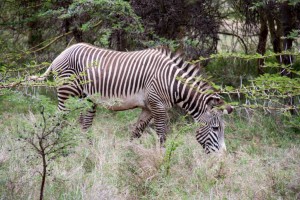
[[0, 94, 299, 200]]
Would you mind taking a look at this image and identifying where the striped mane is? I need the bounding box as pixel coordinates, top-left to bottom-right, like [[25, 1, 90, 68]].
[[153, 46, 210, 91], [153, 46, 202, 79]]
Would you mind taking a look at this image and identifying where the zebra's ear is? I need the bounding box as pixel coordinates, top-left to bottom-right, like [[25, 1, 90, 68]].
[[208, 97, 233, 115], [207, 97, 224, 108], [174, 47, 184, 56]]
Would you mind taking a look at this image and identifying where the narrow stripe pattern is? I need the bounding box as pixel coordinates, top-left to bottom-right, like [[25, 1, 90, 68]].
[[37, 43, 227, 153], [196, 110, 226, 154]]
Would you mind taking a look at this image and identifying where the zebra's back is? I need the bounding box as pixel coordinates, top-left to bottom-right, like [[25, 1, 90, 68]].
[[56, 43, 174, 109]]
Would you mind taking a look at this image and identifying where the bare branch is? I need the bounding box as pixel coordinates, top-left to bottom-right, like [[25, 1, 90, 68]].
[[217, 31, 248, 54]]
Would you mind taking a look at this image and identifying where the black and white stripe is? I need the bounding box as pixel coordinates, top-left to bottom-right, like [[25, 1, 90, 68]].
[[196, 110, 226, 154], [30, 43, 232, 153]]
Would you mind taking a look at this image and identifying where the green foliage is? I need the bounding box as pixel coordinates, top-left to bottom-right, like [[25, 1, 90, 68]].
[[17, 107, 81, 162], [64, 96, 94, 113], [142, 34, 180, 51], [286, 29, 300, 39], [0, 89, 56, 114], [64, 0, 143, 31], [162, 135, 183, 176], [225, 111, 300, 152], [1, 1, 300, 199], [0, 0, 146, 83], [249, 0, 300, 9], [205, 54, 258, 86], [15, 103, 82, 200], [252, 73, 300, 97], [200, 51, 300, 131], [95, 29, 112, 48], [288, 0, 300, 5]]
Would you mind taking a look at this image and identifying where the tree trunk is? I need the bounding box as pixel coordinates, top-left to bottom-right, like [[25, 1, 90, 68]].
[[265, 3, 282, 66], [256, 10, 268, 75], [28, 21, 43, 48], [73, 27, 84, 43], [58, 0, 73, 46], [110, 30, 128, 51], [279, 2, 297, 114], [64, 19, 72, 45], [280, 1, 296, 76], [25, 0, 43, 48], [266, 13, 282, 54], [40, 151, 47, 200]]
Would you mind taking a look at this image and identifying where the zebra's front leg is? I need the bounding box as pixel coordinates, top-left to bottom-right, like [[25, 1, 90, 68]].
[[79, 103, 97, 131], [131, 108, 153, 140]]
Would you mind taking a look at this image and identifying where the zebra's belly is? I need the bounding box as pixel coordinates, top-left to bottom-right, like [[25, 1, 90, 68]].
[[87, 89, 147, 111]]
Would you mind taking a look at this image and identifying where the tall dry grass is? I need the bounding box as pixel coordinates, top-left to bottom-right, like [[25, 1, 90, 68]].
[[0, 106, 299, 199]]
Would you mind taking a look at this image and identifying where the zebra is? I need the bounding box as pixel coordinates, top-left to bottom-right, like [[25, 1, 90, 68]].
[[196, 109, 226, 154], [29, 43, 233, 153]]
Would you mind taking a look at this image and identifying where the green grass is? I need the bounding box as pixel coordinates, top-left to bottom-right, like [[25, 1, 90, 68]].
[[0, 94, 299, 199]]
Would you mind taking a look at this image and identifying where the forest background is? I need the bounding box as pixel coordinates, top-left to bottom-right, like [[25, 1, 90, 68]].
[[0, 0, 300, 199]]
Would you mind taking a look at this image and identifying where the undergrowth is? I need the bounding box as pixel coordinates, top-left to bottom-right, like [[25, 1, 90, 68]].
[[0, 92, 299, 199]]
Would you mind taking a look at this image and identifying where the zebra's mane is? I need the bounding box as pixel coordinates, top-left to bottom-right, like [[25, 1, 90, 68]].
[[152, 46, 216, 94], [153, 46, 203, 80]]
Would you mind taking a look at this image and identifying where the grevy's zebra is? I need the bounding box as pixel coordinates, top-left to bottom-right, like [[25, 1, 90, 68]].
[[197, 109, 226, 154], [29, 43, 233, 153]]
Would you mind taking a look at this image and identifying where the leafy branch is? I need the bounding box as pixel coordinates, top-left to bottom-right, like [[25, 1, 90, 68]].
[[194, 51, 300, 63], [17, 105, 81, 200]]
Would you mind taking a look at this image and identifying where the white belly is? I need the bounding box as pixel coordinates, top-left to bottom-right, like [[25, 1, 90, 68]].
[[88, 89, 146, 111]]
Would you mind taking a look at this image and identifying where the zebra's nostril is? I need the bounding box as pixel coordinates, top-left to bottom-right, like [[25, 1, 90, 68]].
[[212, 126, 219, 131], [205, 148, 211, 154]]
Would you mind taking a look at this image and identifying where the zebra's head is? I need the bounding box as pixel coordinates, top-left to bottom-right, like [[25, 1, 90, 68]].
[[196, 107, 232, 154]]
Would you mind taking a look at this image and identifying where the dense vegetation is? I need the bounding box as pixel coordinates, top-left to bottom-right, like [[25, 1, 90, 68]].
[[0, 0, 299, 199]]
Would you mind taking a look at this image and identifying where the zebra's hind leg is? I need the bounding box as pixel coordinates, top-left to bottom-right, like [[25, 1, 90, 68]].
[[79, 103, 97, 131], [148, 102, 168, 146], [131, 108, 153, 140]]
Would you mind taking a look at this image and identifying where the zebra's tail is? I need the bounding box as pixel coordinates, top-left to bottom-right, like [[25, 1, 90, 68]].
[[27, 64, 52, 81]]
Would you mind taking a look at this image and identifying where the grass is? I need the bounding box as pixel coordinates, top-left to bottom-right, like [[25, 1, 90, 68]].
[[0, 94, 299, 199]]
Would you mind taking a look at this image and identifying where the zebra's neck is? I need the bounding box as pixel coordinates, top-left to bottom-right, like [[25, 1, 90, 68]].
[[173, 69, 217, 121]]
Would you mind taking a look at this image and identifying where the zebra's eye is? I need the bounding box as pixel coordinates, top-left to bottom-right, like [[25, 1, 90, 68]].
[[211, 126, 219, 131]]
